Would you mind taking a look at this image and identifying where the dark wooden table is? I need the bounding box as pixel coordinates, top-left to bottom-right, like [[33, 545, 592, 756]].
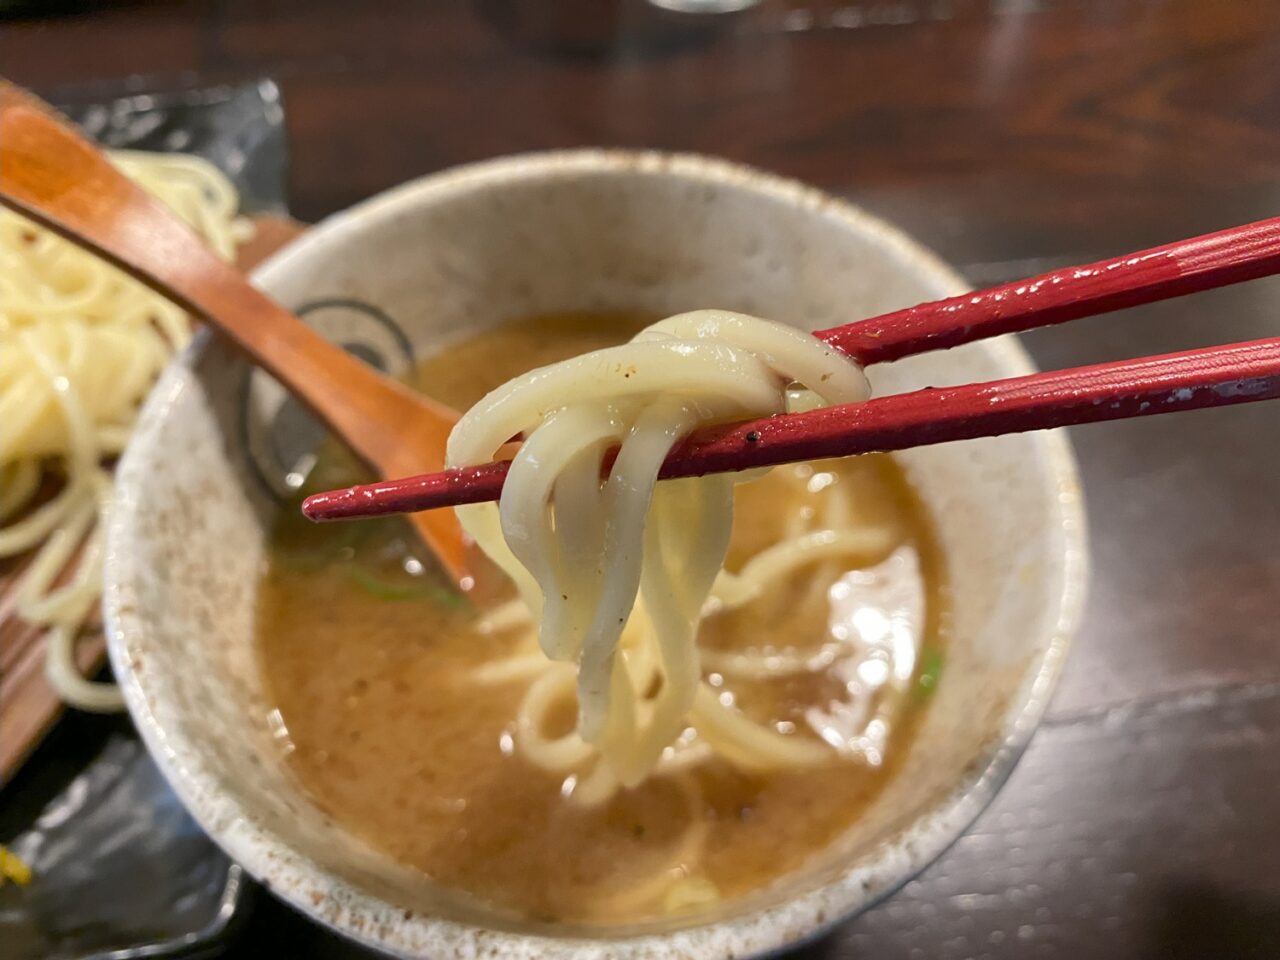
[[4, 1, 1279, 956]]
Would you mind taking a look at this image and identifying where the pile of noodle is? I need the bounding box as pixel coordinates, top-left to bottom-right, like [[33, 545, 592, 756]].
[[0, 151, 251, 711], [449, 310, 922, 910]]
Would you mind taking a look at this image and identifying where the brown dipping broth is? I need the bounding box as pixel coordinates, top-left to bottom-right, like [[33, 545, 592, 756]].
[[256, 313, 949, 924]]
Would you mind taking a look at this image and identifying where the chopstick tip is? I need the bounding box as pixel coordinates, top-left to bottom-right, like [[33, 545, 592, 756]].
[[300, 492, 331, 522]]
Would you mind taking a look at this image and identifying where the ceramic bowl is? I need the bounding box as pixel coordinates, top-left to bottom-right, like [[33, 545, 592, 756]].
[[105, 150, 1087, 959]]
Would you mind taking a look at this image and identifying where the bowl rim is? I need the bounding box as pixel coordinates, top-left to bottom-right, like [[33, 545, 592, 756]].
[[105, 148, 1088, 960]]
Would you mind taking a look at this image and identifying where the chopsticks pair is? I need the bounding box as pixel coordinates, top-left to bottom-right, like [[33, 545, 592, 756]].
[[302, 216, 1280, 523]]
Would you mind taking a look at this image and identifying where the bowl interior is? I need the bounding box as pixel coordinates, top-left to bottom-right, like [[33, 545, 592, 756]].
[[107, 152, 1083, 959]]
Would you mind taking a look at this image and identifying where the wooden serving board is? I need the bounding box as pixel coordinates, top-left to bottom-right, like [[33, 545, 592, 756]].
[[0, 214, 304, 783]]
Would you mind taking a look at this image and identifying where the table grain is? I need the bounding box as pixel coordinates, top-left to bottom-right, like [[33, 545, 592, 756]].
[[3, 1, 1278, 956]]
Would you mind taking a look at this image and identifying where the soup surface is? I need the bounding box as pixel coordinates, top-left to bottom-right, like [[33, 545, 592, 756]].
[[256, 312, 950, 924]]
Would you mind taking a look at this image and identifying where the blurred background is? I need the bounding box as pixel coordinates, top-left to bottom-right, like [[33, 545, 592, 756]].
[[2, 2, 1279, 958]]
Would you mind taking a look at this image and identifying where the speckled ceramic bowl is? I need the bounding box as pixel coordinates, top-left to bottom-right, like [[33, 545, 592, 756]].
[[105, 151, 1087, 959]]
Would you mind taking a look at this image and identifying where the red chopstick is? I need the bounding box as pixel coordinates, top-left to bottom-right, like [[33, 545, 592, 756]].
[[302, 216, 1280, 522], [302, 336, 1280, 520], [820, 214, 1280, 364]]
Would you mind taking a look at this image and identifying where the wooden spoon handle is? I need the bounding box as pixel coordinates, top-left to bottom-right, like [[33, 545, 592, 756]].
[[0, 82, 469, 581], [0, 85, 456, 462]]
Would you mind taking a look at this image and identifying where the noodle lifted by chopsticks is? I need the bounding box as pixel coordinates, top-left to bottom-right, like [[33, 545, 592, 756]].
[[449, 310, 880, 799]]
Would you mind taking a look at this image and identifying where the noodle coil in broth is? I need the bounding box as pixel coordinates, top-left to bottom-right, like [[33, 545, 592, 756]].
[[448, 311, 875, 794], [257, 312, 948, 923]]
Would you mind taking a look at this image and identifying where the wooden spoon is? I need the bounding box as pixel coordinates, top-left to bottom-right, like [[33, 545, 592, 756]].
[[0, 81, 470, 583]]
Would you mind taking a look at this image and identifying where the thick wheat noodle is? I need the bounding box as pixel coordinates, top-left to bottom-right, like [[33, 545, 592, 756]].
[[449, 310, 877, 794], [0, 150, 250, 711], [455, 308, 920, 918]]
